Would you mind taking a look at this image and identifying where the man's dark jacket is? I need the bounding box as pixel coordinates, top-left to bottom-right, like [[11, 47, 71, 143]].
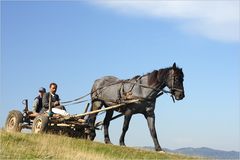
[[42, 92, 60, 109]]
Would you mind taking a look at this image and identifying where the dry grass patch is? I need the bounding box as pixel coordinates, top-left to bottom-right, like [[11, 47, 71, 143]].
[[0, 130, 198, 160]]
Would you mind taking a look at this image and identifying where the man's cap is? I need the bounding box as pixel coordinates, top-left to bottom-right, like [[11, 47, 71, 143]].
[[39, 87, 46, 93]]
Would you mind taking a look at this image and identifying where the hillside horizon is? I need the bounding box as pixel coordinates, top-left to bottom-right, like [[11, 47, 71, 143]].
[[1, 130, 198, 160], [142, 146, 239, 159]]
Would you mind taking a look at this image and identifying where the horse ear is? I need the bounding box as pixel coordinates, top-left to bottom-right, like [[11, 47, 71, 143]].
[[173, 62, 176, 69]]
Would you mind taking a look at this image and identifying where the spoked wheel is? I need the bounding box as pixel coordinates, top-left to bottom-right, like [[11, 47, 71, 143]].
[[32, 115, 49, 134], [5, 110, 23, 132]]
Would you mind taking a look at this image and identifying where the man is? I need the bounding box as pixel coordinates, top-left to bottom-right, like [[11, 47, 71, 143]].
[[33, 87, 46, 113], [42, 82, 68, 115]]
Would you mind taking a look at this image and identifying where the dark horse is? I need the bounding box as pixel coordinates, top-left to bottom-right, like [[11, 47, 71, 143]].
[[88, 63, 185, 151]]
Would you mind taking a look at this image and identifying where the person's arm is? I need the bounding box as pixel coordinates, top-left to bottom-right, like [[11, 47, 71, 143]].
[[55, 94, 60, 101], [42, 93, 49, 109], [32, 98, 39, 113], [53, 94, 60, 106]]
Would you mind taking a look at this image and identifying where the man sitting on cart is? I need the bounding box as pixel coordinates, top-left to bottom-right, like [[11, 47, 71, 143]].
[[33, 87, 46, 113], [42, 82, 69, 116]]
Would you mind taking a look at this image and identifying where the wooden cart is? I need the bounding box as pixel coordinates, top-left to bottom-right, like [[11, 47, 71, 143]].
[[5, 99, 140, 139]]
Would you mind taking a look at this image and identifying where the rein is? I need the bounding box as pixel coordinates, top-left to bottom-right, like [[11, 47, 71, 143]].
[[61, 75, 176, 106], [61, 81, 124, 105], [62, 67, 185, 106]]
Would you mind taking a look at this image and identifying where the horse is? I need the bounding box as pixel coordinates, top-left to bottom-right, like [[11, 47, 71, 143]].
[[87, 63, 185, 151]]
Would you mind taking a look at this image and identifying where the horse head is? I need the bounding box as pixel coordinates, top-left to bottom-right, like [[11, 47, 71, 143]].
[[165, 63, 185, 100]]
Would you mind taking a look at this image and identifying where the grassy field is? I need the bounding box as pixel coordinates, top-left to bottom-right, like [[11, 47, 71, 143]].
[[0, 130, 198, 160]]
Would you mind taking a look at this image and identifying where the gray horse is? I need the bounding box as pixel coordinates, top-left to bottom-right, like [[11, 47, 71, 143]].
[[88, 63, 185, 151]]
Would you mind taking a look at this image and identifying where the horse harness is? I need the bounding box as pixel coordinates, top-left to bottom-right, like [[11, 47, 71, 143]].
[[96, 75, 171, 105], [62, 69, 182, 106]]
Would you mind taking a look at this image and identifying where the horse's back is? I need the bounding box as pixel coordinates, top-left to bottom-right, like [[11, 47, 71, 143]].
[[93, 76, 119, 87], [91, 76, 119, 95]]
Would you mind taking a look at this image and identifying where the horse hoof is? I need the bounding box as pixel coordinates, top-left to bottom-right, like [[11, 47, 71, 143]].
[[120, 143, 126, 146], [158, 151, 165, 154], [105, 141, 113, 145]]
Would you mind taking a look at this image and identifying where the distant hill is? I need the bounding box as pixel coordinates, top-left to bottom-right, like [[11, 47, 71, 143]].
[[0, 131, 197, 160], [171, 147, 239, 159], [142, 146, 239, 159]]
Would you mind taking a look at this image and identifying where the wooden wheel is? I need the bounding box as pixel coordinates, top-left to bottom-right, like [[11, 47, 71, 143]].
[[5, 110, 23, 132]]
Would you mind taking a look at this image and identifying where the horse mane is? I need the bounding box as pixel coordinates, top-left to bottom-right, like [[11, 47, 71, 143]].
[[132, 75, 141, 80], [147, 67, 172, 86], [129, 65, 183, 86], [148, 70, 159, 86]]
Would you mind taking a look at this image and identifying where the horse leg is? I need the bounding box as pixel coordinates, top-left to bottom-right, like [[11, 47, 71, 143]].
[[103, 110, 113, 144], [88, 101, 103, 141], [119, 114, 132, 146], [145, 113, 162, 151]]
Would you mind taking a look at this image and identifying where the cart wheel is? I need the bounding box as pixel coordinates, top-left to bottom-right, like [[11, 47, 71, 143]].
[[32, 115, 49, 134], [5, 110, 23, 132]]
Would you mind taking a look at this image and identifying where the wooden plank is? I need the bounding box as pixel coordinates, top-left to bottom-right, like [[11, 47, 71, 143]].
[[70, 99, 141, 118]]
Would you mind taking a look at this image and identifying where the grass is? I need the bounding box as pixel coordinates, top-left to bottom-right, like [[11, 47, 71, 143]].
[[0, 130, 199, 160]]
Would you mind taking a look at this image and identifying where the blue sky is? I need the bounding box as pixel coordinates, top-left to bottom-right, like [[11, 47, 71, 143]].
[[1, 1, 239, 151]]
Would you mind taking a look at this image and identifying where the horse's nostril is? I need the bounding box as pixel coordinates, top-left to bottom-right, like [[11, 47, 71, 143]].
[[179, 94, 185, 100]]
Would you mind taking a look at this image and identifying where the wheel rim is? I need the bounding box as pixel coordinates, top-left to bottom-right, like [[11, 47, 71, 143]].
[[34, 119, 42, 133], [7, 116, 16, 130]]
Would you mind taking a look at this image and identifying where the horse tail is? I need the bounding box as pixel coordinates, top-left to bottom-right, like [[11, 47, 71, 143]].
[[90, 83, 98, 111]]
